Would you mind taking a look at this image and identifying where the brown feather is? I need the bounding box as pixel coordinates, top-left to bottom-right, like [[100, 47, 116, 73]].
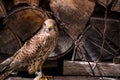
[[0, 19, 58, 80]]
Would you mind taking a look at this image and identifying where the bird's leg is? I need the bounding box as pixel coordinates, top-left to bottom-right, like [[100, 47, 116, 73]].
[[34, 71, 53, 80], [34, 71, 44, 80], [34, 71, 47, 80]]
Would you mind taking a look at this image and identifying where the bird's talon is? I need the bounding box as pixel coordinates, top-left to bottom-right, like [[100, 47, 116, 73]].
[[34, 74, 53, 80]]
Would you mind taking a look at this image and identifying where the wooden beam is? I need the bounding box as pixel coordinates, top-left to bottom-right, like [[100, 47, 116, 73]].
[[43, 60, 58, 68], [7, 76, 118, 80], [113, 56, 120, 64], [64, 61, 120, 76]]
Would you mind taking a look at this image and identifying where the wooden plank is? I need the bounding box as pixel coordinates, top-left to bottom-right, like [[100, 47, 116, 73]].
[[13, 0, 39, 7], [13, 0, 28, 5], [97, 0, 112, 7], [64, 61, 120, 76], [113, 56, 120, 64], [50, 76, 118, 80], [0, 29, 21, 55], [6, 76, 118, 80]]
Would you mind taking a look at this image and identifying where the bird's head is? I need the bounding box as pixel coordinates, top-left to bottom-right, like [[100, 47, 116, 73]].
[[43, 19, 58, 34]]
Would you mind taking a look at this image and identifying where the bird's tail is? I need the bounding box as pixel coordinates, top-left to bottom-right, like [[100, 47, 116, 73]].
[[0, 57, 13, 80], [0, 57, 13, 72], [0, 70, 13, 80]]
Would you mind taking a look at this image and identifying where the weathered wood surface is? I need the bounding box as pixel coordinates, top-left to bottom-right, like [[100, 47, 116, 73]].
[[90, 17, 120, 48], [64, 61, 120, 76], [50, 0, 95, 39], [13, 0, 39, 7], [112, 0, 120, 12], [28, 0, 39, 7], [0, 0, 7, 17], [43, 60, 58, 68], [78, 26, 119, 61], [73, 23, 119, 61], [97, 0, 112, 8], [113, 56, 120, 64], [0, 29, 21, 55], [5, 7, 46, 41], [6, 76, 119, 80]]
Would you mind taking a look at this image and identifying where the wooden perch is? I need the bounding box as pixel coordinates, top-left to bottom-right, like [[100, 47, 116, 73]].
[[6, 76, 118, 80], [63, 61, 120, 76]]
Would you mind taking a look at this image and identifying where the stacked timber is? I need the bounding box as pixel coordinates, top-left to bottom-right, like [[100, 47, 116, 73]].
[[0, 0, 120, 80]]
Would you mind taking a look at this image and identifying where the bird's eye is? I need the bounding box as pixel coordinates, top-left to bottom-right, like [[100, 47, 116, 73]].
[[54, 23, 56, 27], [48, 28, 52, 31]]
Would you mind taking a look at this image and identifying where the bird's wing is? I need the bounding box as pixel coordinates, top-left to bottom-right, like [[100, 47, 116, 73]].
[[0, 32, 45, 80]]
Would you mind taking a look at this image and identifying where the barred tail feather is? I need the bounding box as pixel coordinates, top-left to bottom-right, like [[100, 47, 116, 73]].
[[0, 57, 13, 72], [0, 57, 14, 80], [0, 70, 13, 80]]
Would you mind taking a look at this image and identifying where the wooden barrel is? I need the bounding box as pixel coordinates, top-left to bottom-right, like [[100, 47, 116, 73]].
[[3, 6, 73, 60]]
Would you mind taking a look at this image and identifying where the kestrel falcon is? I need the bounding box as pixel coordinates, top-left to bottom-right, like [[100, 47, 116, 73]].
[[0, 19, 58, 80]]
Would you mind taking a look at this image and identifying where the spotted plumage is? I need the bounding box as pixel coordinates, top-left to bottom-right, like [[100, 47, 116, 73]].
[[0, 19, 58, 80]]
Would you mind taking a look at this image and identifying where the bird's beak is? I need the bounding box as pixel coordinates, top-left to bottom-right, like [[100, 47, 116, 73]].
[[48, 26, 55, 31], [45, 26, 55, 33], [48, 26, 54, 29]]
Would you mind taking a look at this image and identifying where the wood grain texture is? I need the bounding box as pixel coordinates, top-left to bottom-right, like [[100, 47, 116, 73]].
[[97, 0, 112, 7], [112, 0, 120, 12], [50, 0, 95, 39], [64, 61, 120, 76], [13, 0, 39, 7], [5, 7, 47, 41], [0, 29, 21, 55], [6, 76, 118, 80], [0, 0, 7, 17]]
